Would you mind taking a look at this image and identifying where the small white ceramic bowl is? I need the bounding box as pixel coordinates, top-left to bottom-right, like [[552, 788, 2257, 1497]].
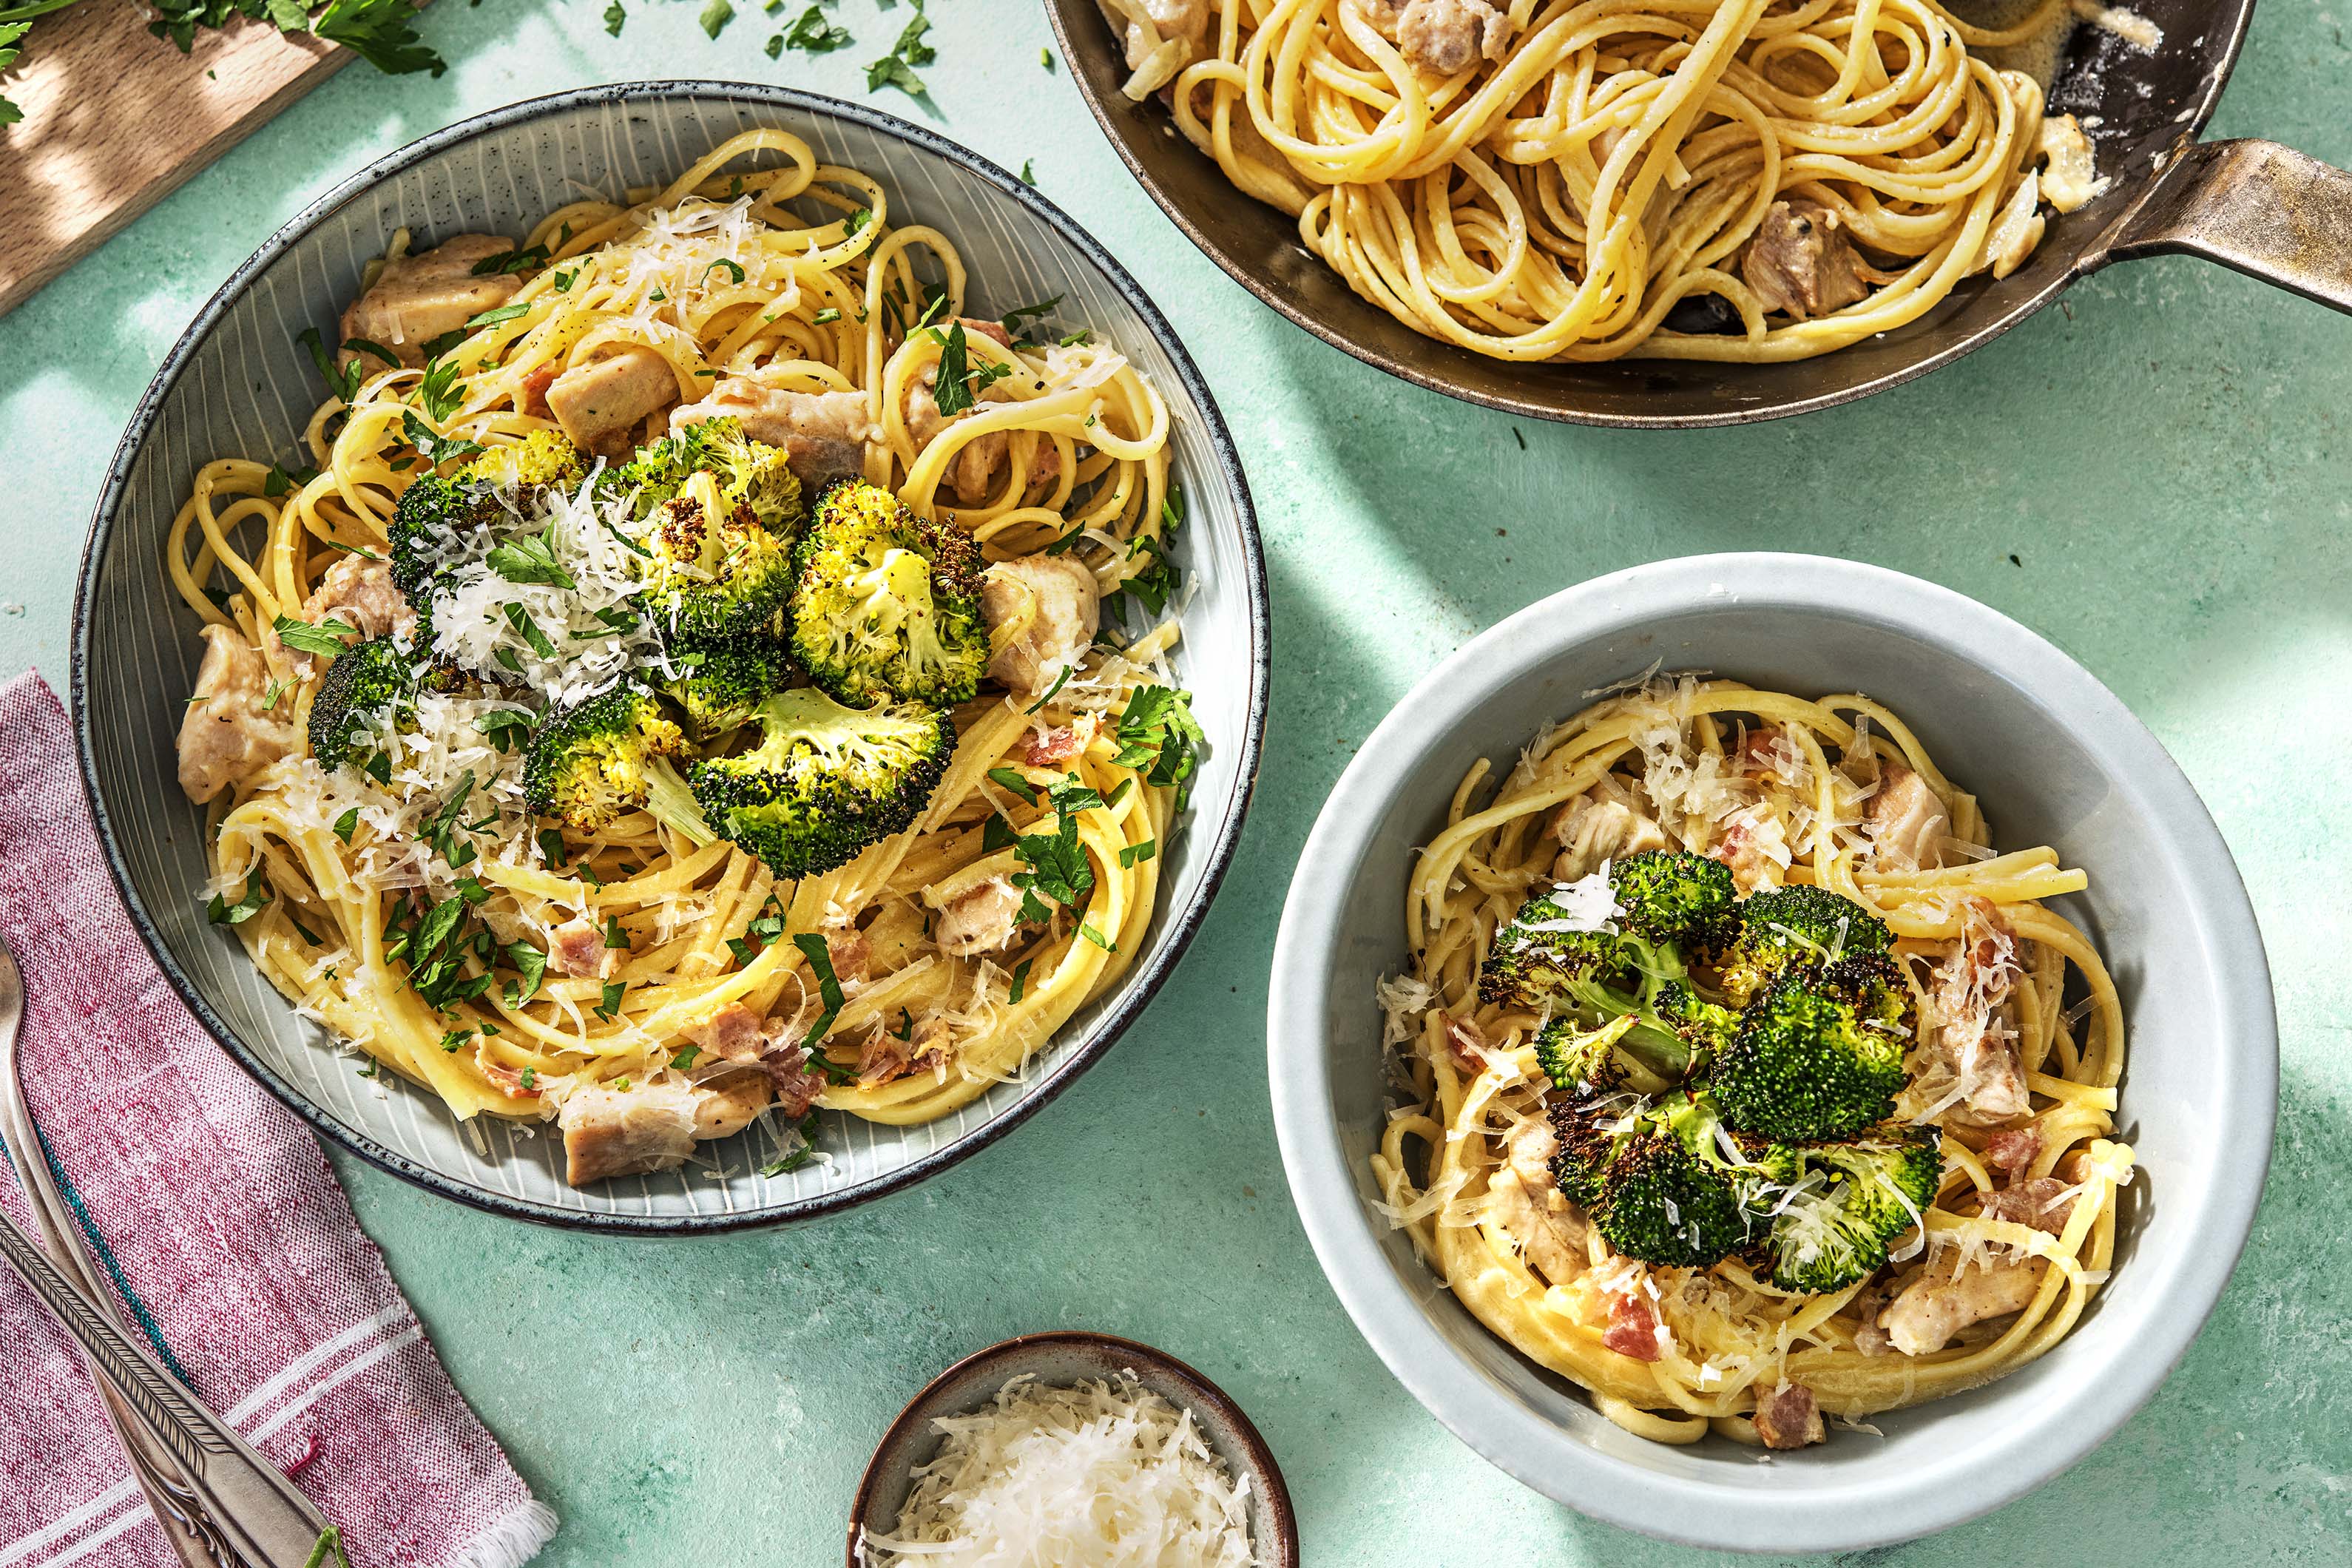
[[1266, 554, 2276, 1552]]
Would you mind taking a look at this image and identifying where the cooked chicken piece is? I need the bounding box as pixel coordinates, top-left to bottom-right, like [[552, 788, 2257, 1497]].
[[1548, 790, 1667, 884], [1908, 899, 2031, 1125], [924, 868, 1033, 958], [1706, 803, 1790, 893], [1096, 0, 1209, 71], [1866, 763, 1949, 871], [1881, 1254, 2045, 1356], [1846, 1274, 1904, 1356], [1484, 1121, 1584, 1287], [2038, 115, 2102, 213], [1395, 0, 1512, 72], [177, 624, 296, 803], [299, 554, 414, 646], [547, 348, 677, 459], [339, 234, 521, 368], [1344, 0, 1405, 35], [672, 382, 878, 487], [559, 1080, 698, 1184], [691, 1069, 772, 1140], [981, 554, 1101, 695], [1743, 199, 1871, 320], [1976, 171, 2046, 280], [858, 1015, 951, 1087], [1751, 1382, 1825, 1450], [1970, 1175, 2077, 1236], [547, 918, 609, 979], [683, 1001, 767, 1064]]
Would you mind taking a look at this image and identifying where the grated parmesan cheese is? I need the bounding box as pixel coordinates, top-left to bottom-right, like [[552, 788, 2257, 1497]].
[[859, 1374, 1263, 1568]]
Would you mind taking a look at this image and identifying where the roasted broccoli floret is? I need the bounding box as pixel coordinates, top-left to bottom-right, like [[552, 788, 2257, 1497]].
[[1707, 883, 1893, 1007], [788, 478, 990, 708], [626, 470, 799, 643], [1479, 895, 1696, 1078], [459, 430, 585, 492], [1550, 1090, 1758, 1268], [1609, 850, 1737, 944], [606, 416, 801, 535], [524, 679, 712, 842], [666, 642, 794, 743], [388, 473, 500, 604], [1709, 952, 1916, 1141], [1749, 1129, 1944, 1294], [305, 637, 413, 773], [1653, 980, 1743, 1071], [688, 686, 954, 878]]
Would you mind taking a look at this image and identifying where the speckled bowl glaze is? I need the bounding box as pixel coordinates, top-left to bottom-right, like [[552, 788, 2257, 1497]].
[[847, 1331, 1299, 1567], [1267, 554, 2276, 1552], [73, 84, 1268, 1232]]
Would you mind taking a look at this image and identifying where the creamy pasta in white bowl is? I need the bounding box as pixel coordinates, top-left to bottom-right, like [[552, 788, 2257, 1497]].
[[1267, 554, 2272, 1550], [76, 85, 1268, 1231]]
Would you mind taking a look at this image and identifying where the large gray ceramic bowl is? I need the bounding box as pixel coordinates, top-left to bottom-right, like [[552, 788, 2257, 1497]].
[[1266, 555, 2274, 1551], [74, 84, 1268, 1233]]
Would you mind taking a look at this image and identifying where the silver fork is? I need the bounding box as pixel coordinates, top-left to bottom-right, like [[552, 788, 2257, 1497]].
[[0, 930, 333, 1567]]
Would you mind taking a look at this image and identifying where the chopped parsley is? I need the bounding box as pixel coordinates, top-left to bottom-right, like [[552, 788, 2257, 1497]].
[[986, 767, 1039, 806], [1118, 837, 1157, 869], [865, 0, 933, 94], [698, 0, 733, 36], [759, 1111, 824, 1175], [1007, 776, 1100, 925], [206, 868, 271, 926], [783, 1, 851, 50], [464, 302, 531, 329], [1110, 685, 1206, 811], [470, 244, 548, 277], [400, 410, 484, 468], [930, 321, 1013, 416], [671, 1044, 703, 1070], [272, 615, 355, 658], [502, 942, 549, 1007], [333, 808, 361, 844], [791, 933, 854, 1077], [484, 529, 575, 589], [593, 981, 626, 1022], [1007, 956, 1034, 1004], [417, 354, 466, 421], [604, 0, 624, 34]]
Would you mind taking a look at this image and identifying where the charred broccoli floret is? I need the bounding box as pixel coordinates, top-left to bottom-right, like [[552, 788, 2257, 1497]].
[[1532, 1014, 1638, 1095], [305, 637, 413, 772], [666, 642, 794, 743], [388, 473, 500, 606], [1709, 952, 1916, 1142], [1479, 895, 1696, 1078], [1550, 1089, 1759, 1268], [459, 430, 585, 492], [1652, 980, 1743, 1071], [606, 416, 802, 535], [524, 679, 712, 842], [788, 479, 990, 708], [627, 470, 799, 644], [1609, 850, 1737, 944], [688, 686, 954, 878], [1748, 1129, 1944, 1293], [1707, 883, 1893, 1007]]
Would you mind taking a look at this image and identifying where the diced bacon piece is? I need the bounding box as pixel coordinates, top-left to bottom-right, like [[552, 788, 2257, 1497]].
[[548, 918, 609, 979], [1752, 1382, 1825, 1449], [1981, 1125, 2042, 1175], [177, 624, 296, 803], [858, 1016, 951, 1087], [1023, 724, 1087, 766], [1971, 1175, 2076, 1236], [559, 1080, 697, 1184], [981, 554, 1100, 695], [1602, 1290, 1666, 1362], [825, 927, 871, 984], [761, 1047, 828, 1117], [339, 234, 521, 368], [547, 348, 677, 458], [683, 1001, 766, 1064], [1439, 1011, 1486, 1072]]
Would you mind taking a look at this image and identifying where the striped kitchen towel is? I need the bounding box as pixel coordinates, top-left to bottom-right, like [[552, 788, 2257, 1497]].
[[0, 672, 555, 1568]]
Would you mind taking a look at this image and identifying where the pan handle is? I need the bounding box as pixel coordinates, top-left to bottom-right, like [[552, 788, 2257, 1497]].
[[2097, 138, 2352, 314]]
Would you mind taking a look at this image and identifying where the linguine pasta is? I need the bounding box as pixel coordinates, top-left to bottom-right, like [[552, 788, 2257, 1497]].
[[1105, 0, 2112, 362], [1371, 674, 2132, 1442], [166, 129, 1199, 1170]]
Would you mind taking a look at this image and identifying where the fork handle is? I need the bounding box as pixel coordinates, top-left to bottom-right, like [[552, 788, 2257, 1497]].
[[0, 1207, 326, 1565]]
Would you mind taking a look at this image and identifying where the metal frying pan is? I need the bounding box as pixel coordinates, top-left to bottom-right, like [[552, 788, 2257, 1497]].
[[1045, 0, 2351, 428]]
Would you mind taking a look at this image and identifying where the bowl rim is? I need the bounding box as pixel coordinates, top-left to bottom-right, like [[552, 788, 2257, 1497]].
[[1264, 552, 2277, 1551], [70, 79, 1273, 1234], [844, 1328, 1300, 1567], [1038, 0, 2253, 431]]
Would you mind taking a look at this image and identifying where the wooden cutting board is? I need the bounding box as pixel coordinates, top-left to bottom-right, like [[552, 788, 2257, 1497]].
[[0, 5, 352, 319]]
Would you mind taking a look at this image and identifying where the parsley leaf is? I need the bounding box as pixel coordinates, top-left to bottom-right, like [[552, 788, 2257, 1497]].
[[501, 602, 557, 660], [1008, 956, 1034, 1004], [273, 614, 356, 658], [865, 3, 933, 95], [792, 933, 854, 1073], [464, 302, 530, 328], [298, 326, 362, 402], [333, 808, 361, 844], [986, 767, 1038, 806], [671, 1044, 703, 1070], [604, 0, 625, 33], [593, 981, 626, 1022], [473, 707, 535, 752], [1111, 686, 1206, 811], [484, 530, 575, 589], [699, 0, 733, 36], [206, 868, 271, 926], [1007, 777, 1098, 925], [930, 321, 1013, 417], [503, 942, 549, 1007], [401, 410, 484, 468], [470, 244, 548, 277], [783, 2, 851, 50], [313, 0, 446, 77]]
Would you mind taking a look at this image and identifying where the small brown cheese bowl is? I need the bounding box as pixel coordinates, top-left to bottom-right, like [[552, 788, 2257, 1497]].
[[847, 1331, 1300, 1566]]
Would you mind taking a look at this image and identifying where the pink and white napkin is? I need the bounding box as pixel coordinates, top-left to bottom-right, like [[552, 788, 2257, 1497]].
[[0, 672, 555, 1568]]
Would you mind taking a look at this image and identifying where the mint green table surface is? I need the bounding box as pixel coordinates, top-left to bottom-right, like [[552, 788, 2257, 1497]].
[[6, 4, 2348, 1563]]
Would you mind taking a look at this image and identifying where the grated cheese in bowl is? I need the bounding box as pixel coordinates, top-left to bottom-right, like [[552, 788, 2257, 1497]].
[[859, 1373, 1265, 1567]]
